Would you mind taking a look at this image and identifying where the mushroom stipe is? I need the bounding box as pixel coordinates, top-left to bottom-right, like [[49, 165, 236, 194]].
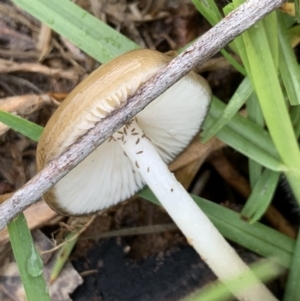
[[37, 49, 276, 301]]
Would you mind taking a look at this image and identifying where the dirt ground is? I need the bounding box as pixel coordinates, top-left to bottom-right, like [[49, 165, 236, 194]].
[[0, 1, 298, 300]]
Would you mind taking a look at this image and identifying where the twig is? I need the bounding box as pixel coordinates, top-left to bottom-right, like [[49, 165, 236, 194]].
[[0, 0, 285, 229]]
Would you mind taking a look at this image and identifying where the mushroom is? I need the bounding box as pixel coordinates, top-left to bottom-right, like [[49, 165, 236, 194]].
[[36, 49, 276, 301]]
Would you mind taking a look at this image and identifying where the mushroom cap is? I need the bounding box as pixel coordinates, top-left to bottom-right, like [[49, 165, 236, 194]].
[[36, 49, 211, 215]]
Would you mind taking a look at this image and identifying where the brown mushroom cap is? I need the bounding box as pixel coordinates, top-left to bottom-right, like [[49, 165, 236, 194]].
[[36, 49, 211, 215], [37, 50, 172, 165]]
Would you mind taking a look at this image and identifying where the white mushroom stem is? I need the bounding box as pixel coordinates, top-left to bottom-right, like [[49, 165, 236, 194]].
[[113, 119, 277, 301]]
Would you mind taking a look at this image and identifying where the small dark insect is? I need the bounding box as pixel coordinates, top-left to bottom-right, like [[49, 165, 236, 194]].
[[136, 138, 140, 144], [135, 161, 139, 168], [136, 151, 143, 154]]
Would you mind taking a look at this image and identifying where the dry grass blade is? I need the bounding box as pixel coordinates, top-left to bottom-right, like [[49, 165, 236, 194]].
[[36, 24, 52, 61], [0, 94, 59, 114], [0, 59, 78, 81]]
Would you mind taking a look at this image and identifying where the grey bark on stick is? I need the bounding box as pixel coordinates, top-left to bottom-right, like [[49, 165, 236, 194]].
[[0, 0, 285, 229]]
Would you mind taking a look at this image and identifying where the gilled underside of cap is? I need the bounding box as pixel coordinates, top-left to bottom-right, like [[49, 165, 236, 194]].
[[37, 49, 211, 215]]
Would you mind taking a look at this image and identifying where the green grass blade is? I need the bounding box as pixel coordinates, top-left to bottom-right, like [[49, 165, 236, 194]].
[[283, 229, 300, 301], [8, 214, 51, 301], [246, 93, 264, 187], [203, 97, 285, 171], [295, 0, 300, 23], [291, 105, 300, 138], [207, 98, 279, 160], [0, 111, 43, 142], [262, 12, 279, 70], [239, 11, 300, 203], [278, 12, 300, 105], [220, 49, 246, 75], [50, 232, 78, 284], [201, 77, 252, 142], [184, 260, 283, 301], [241, 169, 280, 223], [210, 126, 282, 171], [139, 187, 294, 267], [191, 0, 221, 25], [248, 159, 263, 188], [12, 0, 139, 64]]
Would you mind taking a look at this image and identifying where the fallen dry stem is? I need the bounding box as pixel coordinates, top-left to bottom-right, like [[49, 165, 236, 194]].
[[0, 0, 285, 229]]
